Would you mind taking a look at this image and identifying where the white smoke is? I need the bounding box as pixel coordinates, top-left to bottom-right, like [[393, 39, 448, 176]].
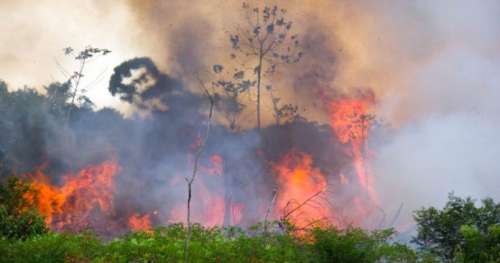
[[370, 1, 500, 229]]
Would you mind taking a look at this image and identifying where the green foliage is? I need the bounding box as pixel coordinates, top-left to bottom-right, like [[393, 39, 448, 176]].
[[0, 232, 100, 263], [0, 177, 48, 240], [413, 193, 500, 262], [453, 224, 500, 263], [310, 227, 415, 263], [0, 223, 415, 263]]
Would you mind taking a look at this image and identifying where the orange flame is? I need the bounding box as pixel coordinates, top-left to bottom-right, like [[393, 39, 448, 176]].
[[128, 213, 152, 232], [273, 150, 332, 227], [168, 154, 243, 227], [25, 160, 120, 230], [329, 95, 378, 205], [167, 182, 226, 227]]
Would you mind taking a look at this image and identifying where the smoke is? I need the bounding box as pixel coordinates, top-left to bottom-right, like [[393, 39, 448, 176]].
[[2, 0, 500, 233], [372, 50, 500, 229], [352, 1, 500, 229], [373, 113, 500, 227]]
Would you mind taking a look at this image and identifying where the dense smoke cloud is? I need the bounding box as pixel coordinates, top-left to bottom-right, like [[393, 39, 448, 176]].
[[372, 52, 500, 229], [1, 54, 362, 235], [351, 1, 500, 230], [2, 0, 500, 234]]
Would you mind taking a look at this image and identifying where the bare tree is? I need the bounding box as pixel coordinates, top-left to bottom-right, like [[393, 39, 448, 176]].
[[184, 79, 215, 263], [214, 3, 302, 131], [62, 46, 111, 122]]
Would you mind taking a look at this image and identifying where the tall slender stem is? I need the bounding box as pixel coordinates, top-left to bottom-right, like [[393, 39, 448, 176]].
[[256, 44, 263, 131], [66, 58, 86, 123], [184, 82, 214, 263]]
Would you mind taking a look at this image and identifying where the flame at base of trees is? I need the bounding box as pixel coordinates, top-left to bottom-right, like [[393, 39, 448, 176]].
[[168, 154, 243, 227], [329, 94, 379, 208], [128, 213, 152, 232], [24, 160, 120, 232], [18, 93, 382, 233], [272, 150, 333, 229]]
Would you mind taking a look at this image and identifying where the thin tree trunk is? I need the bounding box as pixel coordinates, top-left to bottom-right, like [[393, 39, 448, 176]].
[[184, 81, 214, 263], [223, 164, 232, 227], [66, 58, 86, 123], [256, 46, 263, 131], [184, 168, 196, 263]]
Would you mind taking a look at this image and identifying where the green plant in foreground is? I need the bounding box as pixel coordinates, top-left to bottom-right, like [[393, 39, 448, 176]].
[[0, 177, 48, 240], [413, 194, 500, 262], [0, 223, 418, 263]]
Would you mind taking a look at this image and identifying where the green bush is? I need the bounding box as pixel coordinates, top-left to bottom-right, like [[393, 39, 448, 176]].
[[310, 227, 415, 263], [413, 194, 500, 262], [0, 177, 48, 240], [0, 223, 416, 263], [0, 232, 100, 263], [453, 224, 500, 263]]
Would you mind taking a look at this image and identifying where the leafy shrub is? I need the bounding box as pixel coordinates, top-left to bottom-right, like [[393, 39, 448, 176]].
[[0, 232, 100, 263], [310, 227, 415, 263], [413, 194, 500, 262], [0, 223, 416, 263], [0, 177, 48, 240], [453, 224, 500, 263]]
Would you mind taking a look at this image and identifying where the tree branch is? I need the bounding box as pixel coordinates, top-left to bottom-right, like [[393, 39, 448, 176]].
[[184, 75, 215, 263]]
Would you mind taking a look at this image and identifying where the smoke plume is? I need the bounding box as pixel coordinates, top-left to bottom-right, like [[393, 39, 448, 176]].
[[1, 0, 500, 235]]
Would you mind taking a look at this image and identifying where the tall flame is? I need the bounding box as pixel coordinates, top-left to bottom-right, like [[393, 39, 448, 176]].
[[272, 150, 332, 228], [329, 95, 378, 206], [25, 160, 120, 231]]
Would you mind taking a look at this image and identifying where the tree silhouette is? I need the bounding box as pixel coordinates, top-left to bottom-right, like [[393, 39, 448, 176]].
[[214, 3, 302, 131], [63, 46, 110, 122]]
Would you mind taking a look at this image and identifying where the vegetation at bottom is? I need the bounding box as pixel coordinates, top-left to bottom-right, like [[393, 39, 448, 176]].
[[0, 177, 499, 263], [0, 225, 416, 263]]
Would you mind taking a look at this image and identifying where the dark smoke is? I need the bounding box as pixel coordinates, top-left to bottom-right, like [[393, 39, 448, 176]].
[[0, 53, 370, 235]]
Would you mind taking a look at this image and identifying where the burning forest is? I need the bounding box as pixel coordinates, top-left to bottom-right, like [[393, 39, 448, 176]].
[[1, 1, 500, 262], [2, 73, 381, 235], [0, 58, 382, 236], [0, 2, 388, 236]]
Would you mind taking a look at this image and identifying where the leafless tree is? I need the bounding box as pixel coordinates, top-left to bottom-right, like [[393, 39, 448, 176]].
[[214, 2, 302, 131], [62, 46, 110, 122], [184, 79, 215, 263]]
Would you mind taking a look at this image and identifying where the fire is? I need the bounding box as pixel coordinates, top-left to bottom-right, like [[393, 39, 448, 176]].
[[25, 160, 120, 231], [203, 154, 223, 176], [25, 171, 65, 225], [272, 150, 332, 227], [231, 202, 244, 225], [168, 181, 226, 227], [18, 96, 381, 233], [168, 154, 237, 227], [128, 213, 152, 232], [197, 182, 226, 226], [329, 94, 379, 205]]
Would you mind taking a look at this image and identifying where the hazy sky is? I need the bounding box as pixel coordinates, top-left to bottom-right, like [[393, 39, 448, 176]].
[[3, 1, 500, 226], [0, 1, 146, 108]]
